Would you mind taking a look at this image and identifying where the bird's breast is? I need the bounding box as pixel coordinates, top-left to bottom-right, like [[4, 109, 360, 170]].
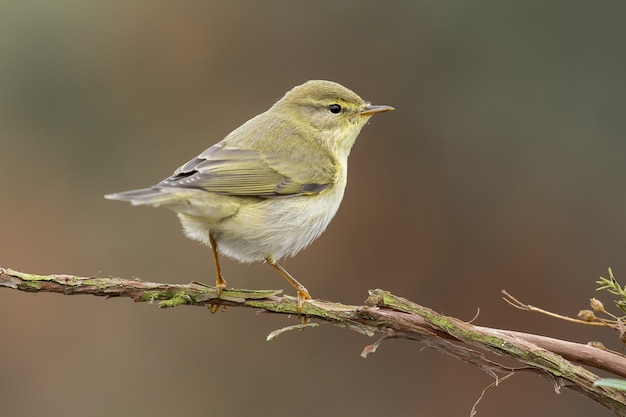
[[211, 177, 347, 262]]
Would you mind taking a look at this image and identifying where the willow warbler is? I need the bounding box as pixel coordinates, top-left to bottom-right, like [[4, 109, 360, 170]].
[[106, 80, 393, 311]]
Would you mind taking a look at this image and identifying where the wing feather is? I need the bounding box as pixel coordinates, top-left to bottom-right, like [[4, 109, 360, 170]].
[[158, 142, 334, 198]]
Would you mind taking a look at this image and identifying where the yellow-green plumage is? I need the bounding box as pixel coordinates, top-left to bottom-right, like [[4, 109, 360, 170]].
[[105, 80, 393, 307]]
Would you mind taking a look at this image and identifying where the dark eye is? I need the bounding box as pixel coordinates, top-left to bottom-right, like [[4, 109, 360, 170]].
[[328, 104, 342, 114]]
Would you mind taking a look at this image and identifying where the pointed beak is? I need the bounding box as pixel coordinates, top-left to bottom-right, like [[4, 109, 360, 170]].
[[359, 103, 395, 116]]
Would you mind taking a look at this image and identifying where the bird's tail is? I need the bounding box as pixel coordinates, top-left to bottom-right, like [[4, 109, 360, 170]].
[[105, 187, 179, 207]]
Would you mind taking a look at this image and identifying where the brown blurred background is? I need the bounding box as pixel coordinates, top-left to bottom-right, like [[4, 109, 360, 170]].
[[2, 1, 626, 416]]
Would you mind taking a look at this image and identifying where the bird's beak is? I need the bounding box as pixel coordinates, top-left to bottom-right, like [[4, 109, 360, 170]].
[[359, 104, 395, 116]]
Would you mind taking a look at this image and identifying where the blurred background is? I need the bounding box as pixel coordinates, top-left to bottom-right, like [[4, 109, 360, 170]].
[[1, 1, 626, 416]]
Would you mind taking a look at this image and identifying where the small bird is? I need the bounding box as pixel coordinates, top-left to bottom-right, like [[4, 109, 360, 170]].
[[106, 80, 393, 311]]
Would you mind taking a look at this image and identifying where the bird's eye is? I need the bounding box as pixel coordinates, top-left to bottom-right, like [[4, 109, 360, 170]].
[[328, 104, 342, 114]]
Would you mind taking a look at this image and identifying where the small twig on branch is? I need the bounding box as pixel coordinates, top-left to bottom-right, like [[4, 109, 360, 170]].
[[2, 267, 626, 415], [503, 290, 619, 329], [503, 290, 607, 326], [503, 289, 626, 358]]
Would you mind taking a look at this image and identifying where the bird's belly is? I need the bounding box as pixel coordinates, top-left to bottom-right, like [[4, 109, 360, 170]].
[[177, 187, 345, 263]]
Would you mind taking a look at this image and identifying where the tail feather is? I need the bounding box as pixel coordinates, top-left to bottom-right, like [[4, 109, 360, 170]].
[[105, 187, 176, 207]]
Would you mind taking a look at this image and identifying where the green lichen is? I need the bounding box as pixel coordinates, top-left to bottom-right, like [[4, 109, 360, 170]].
[[158, 291, 193, 308], [80, 278, 112, 289], [7, 269, 56, 290], [138, 290, 167, 303], [9, 269, 56, 282]]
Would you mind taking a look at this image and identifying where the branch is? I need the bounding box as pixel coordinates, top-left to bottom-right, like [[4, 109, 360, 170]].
[[2, 267, 626, 415]]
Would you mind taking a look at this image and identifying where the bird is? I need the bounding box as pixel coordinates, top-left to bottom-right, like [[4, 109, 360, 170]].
[[106, 80, 394, 312]]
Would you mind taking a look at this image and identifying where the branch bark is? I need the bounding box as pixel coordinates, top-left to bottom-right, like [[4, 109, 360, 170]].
[[2, 267, 626, 415]]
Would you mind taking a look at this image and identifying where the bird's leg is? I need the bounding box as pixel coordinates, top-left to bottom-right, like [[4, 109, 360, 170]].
[[208, 232, 227, 313], [265, 257, 311, 315], [209, 232, 227, 292]]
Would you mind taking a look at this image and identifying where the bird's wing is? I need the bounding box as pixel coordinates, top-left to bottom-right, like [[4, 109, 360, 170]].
[[158, 142, 336, 198]]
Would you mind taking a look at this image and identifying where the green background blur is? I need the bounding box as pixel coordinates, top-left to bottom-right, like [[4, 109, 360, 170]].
[[2, 2, 626, 416]]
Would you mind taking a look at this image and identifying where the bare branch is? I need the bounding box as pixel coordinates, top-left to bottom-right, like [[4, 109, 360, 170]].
[[3, 267, 626, 415]]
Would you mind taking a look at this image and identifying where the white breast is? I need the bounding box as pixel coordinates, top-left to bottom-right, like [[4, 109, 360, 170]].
[[177, 171, 348, 263]]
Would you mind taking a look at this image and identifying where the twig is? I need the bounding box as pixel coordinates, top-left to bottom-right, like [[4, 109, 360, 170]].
[[503, 290, 616, 328]]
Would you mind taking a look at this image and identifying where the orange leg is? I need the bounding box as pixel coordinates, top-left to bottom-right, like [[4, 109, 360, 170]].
[[208, 232, 227, 313], [266, 257, 311, 314], [209, 232, 227, 292]]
